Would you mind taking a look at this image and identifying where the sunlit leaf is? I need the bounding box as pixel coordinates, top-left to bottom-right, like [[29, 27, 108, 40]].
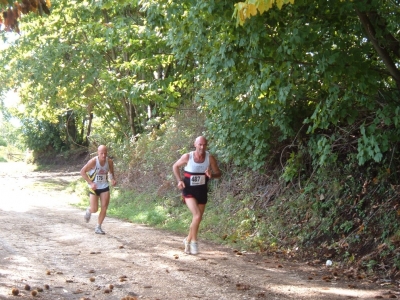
[[257, 0, 266, 14], [248, 4, 257, 16]]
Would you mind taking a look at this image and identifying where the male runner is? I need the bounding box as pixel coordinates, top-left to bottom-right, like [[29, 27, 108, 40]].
[[80, 145, 117, 234], [172, 136, 221, 254]]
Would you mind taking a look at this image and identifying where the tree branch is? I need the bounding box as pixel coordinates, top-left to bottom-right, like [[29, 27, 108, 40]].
[[356, 9, 400, 89]]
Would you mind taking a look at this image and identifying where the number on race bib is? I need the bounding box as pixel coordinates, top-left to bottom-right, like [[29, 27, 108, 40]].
[[190, 175, 206, 186], [96, 175, 106, 182]]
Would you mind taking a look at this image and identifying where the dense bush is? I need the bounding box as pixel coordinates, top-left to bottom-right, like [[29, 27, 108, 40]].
[[0, 138, 6, 147]]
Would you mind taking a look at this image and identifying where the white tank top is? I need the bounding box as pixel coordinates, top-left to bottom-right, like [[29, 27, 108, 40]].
[[88, 157, 110, 189], [184, 151, 210, 173], [183, 151, 210, 187]]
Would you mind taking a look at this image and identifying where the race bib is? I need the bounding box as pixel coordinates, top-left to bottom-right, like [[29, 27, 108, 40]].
[[190, 175, 206, 186], [95, 174, 107, 183]]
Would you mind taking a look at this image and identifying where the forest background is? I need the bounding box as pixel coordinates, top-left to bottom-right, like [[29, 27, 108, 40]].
[[1, 0, 400, 281]]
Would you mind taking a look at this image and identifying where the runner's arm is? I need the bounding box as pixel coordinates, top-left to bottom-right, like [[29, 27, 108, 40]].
[[207, 155, 222, 179], [80, 158, 97, 186], [108, 158, 117, 186], [173, 153, 189, 188]]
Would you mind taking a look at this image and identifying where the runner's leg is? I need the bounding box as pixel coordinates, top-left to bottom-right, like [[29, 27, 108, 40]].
[[185, 198, 205, 242], [89, 193, 99, 213], [97, 191, 110, 226]]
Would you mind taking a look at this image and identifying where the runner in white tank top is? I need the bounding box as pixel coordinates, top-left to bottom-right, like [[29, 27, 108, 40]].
[[183, 151, 210, 193], [88, 156, 110, 191], [80, 145, 117, 235], [173, 136, 222, 254]]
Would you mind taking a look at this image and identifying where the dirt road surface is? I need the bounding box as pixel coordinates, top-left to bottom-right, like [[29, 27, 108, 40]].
[[0, 162, 398, 299]]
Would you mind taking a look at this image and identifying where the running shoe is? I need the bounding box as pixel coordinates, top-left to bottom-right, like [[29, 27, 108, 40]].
[[84, 208, 91, 223], [183, 238, 190, 254], [95, 226, 105, 234], [190, 241, 198, 255]]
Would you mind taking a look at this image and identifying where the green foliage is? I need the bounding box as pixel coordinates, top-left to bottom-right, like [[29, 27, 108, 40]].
[[364, 260, 377, 273], [143, 0, 400, 172], [3, 0, 400, 171], [21, 118, 67, 153], [0, 107, 23, 149], [0, 145, 7, 162], [0, 0, 184, 151], [281, 150, 303, 182]]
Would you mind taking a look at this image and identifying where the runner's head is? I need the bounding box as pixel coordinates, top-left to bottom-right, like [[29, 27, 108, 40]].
[[97, 145, 108, 162], [194, 136, 207, 154]]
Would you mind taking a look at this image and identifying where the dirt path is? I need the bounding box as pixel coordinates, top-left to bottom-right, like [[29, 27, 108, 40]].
[[0, 162, 398, 300]]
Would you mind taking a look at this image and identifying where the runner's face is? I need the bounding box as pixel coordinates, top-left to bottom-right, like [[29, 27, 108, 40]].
[[98, 148, 107, 162], [195, 138, 207, 154]]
